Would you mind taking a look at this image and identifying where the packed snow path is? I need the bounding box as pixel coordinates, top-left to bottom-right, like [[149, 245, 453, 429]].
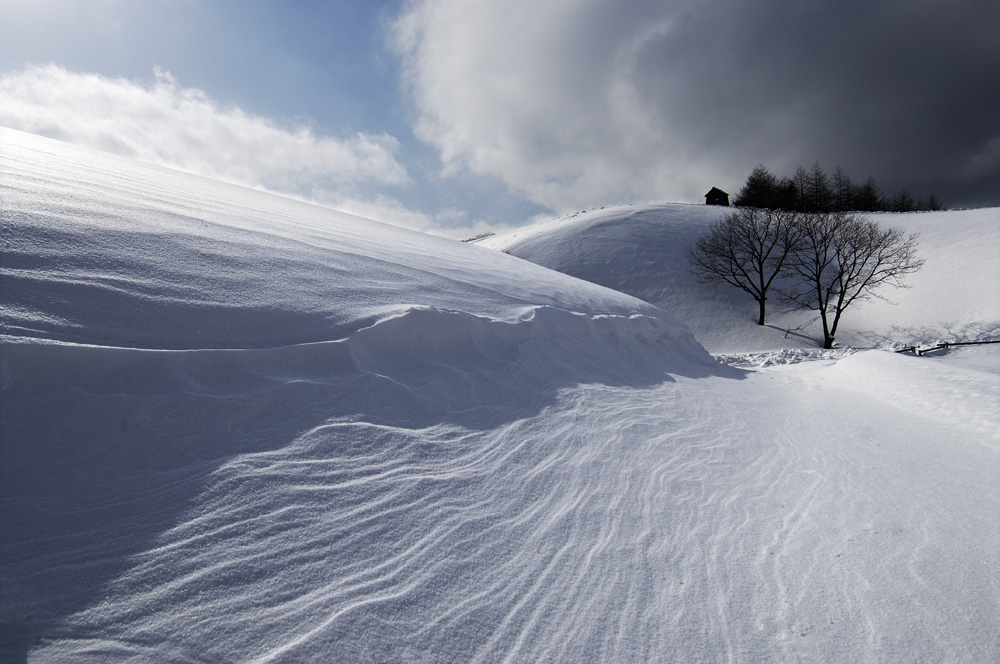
[[2, 128, 998, 662]]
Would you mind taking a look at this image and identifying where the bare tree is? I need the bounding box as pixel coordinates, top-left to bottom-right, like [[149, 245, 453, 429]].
[[687, 207, 801, 326], [783, 212, 924, 348]]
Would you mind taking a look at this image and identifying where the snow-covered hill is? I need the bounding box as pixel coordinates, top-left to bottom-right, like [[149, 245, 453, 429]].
[[1, 130, 709, 355], [2, 128, 998, 663], [479, 204, 1000, 353]]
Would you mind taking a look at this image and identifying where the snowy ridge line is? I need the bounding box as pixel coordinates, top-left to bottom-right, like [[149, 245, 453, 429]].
[[1, 304, 701, 359], [1, 305, 727, 397], [346, 305, 722, 381], [3, 126, 685, 355]]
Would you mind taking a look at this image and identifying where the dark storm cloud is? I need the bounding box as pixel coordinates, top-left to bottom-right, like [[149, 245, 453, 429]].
[[631, 0, 1000, 206], [394, 0, 1000, 210]]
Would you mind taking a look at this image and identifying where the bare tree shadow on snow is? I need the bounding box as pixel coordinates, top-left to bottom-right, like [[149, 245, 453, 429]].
[[848, 319, 1000, 348]]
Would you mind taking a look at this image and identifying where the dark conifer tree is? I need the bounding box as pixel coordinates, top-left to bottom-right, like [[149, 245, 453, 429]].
[[855, 176, 883, 212], [831, 166, 854, 212], [806, 162, 833, 212], [791, 166, 810, 212], [731, 165, 935, 214], [734, 164, 780, 209], [776, 176, 798, 211], [924, 193, 944, 211], [890, 188, 915, 213]]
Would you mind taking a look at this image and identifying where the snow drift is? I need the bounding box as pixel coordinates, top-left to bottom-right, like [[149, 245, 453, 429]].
[[2, 128, 998, 663]]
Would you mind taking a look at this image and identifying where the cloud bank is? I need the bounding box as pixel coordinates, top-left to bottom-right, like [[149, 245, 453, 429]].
[[392, 0, 1000, 210], [0, 64, 420, 223]]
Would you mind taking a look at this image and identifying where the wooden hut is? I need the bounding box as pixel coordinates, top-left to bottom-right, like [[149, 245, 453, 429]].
[[705, 187, 730, 206]]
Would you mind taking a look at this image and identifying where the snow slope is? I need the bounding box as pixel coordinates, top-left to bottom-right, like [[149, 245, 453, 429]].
[[2, 128, 999, 663], [1, 131, 708, 353], [479, 204, 1000, 353]]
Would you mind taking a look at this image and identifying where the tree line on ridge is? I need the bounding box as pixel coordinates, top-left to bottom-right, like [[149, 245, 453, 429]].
[[734, 163, 944, 213]]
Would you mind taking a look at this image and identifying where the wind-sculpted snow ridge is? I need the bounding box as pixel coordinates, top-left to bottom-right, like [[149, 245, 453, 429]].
[[0, 304, 730, 656], [5, 337, 997, 663], [480, 204, 1000, 353], [1, 127, 682, 351]]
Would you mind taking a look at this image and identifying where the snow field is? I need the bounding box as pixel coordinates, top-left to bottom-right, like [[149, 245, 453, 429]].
[[2, 128, 999, 662], [7, 346, 997, 662]]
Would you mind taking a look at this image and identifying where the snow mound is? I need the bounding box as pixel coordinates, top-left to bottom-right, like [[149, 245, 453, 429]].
[[0, 128, 726, 660], [0, 127, 708, 364], [480, 204, 1000, 353]]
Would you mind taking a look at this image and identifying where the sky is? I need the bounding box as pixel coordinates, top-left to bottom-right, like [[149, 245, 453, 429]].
[[1, 0, 998, 236]]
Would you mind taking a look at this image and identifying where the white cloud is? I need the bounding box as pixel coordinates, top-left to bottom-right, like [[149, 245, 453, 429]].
[[0, 63, 411, 202], [324, 192, 505, 239], [390, 0, 717, 212]]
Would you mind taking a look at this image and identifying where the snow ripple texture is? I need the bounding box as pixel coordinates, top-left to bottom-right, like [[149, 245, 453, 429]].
[[4, 329, 998, 662]]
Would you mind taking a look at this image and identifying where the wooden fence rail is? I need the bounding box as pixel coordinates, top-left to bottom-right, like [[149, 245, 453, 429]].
[[895, 339, 1000, 356]]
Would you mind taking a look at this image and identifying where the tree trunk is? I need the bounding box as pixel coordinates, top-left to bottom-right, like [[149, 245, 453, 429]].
[[757, 298, 766, 326], [826, 307, 843, 349], [819, 308, 833, 348]]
